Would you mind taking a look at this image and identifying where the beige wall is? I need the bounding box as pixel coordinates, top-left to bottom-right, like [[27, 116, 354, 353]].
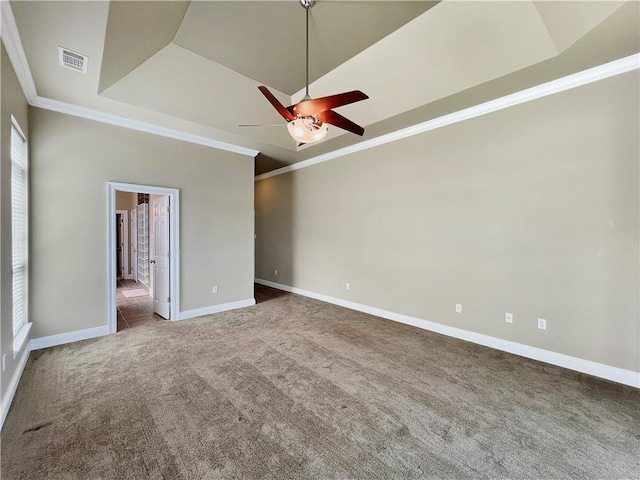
[[256, 72, 639, 372], [1, 42, 30, 401], [30, 107, 255, 337]]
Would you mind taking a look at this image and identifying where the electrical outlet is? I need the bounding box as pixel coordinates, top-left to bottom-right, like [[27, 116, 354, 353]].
[[455, 304, 462, 314], [345, 282, 350, 290], [538, 318, 547, 330], [505, 312, 513, 323], [2, 354, 6, 372], [212, 286, 218, 294], [274, 269, 278, 276]]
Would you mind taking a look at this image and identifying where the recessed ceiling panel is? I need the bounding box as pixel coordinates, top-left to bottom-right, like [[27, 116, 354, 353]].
[[294, 1, 562, 140], [173, 1, 437, 95], [101, 43, 297, 150], [533, 1, 625, 52], [99, 0, 190, 93]]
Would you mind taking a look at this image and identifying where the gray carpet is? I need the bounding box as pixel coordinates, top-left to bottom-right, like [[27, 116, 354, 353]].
[[1, 285, 638, 479]]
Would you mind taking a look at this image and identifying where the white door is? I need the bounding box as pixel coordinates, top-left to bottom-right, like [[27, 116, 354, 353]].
[[152, 196, 170, 319], [130, 208, 138, 282]]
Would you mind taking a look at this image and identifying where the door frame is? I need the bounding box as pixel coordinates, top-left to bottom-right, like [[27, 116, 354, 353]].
[[115, 209, 129, 279], [107, 182, 180, 333]]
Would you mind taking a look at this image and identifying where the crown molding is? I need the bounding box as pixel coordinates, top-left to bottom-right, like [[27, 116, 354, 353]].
[[1, 0, 37, 101], [255, 53, 640, 181], [31, 96, 260, 157]]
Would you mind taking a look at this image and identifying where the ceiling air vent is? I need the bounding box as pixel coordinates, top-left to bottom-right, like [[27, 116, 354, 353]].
[[58, 47, 88, 74]]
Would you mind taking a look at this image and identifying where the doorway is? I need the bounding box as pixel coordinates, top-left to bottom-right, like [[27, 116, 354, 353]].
[[107, 183, 181, 334], [116, 194, 155, 330]]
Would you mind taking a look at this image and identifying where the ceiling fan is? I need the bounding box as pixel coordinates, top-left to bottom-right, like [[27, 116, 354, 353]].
[[242, 0, 369, 145]]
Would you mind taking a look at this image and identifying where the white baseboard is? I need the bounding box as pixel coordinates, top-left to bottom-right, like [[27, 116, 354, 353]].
[[179, 298, 256, 321], [1, 345, 31, 430], [24, 298, 257, 350], [29, 325, 111, 351], [255, 278, 640, 388]]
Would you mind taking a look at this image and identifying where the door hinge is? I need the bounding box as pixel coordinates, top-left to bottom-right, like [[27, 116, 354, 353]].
[[167, 251, 170, 258], [167, 206, 170, 213], [167, 296, 170, 303]]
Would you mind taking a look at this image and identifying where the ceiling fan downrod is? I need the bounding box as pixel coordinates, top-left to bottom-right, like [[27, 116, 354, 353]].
[[300, 0, 315, 101]]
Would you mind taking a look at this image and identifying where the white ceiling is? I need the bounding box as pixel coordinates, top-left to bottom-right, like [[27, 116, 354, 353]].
[[8, 1, 639, 173]]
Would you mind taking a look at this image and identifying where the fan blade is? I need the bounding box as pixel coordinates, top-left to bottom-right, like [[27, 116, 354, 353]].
[[258, 86, 296, 122], [291, 90, 368, 116], [317, 110, 365, 136]]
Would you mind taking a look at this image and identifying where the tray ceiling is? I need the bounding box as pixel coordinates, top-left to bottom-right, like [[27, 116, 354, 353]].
[[8, 1, 638, 171]]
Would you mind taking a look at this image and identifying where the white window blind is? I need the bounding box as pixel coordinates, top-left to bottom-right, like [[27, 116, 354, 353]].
[[11, 122, 28, 338]]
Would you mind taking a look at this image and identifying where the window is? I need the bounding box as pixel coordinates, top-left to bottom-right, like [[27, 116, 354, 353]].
[[11, 117, 30, 353]]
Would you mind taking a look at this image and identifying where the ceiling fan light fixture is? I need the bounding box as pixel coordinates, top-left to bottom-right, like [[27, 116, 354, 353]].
[[287, 117, 328, 143]]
